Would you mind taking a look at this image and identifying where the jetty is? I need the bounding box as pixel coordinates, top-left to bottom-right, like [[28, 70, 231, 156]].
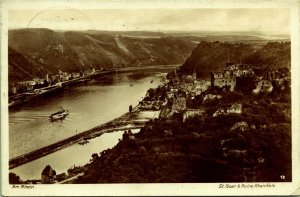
[[9, 106, 158, 169]]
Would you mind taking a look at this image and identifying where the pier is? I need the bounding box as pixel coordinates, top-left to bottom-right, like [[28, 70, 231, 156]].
[[9, 106, 157, 170]]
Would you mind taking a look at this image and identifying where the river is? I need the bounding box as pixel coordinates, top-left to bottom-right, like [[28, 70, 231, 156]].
[[9, 66, 177, 181], [10, 128, 142, 181]]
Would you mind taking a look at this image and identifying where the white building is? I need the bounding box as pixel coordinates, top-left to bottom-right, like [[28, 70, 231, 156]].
[[213, 103, 242, 117]]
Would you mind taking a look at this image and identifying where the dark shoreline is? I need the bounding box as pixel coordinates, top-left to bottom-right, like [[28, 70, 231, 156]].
[[8, 70, 114, 109], [9, 65, 179, 110], [9, 65, 177, 169], [9, 105, 147, 170]]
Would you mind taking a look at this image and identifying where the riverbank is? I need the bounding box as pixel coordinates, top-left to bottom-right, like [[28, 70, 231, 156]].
[[115, 64, 179, 73], [10, 67, 291, 183], [9, 104, 157, 169], [9, 66, 172, 163], [9, 65, 179, 110], [9, 70, 114, 109], [74, 80, 291, 183], [8, 66, 172, 183]]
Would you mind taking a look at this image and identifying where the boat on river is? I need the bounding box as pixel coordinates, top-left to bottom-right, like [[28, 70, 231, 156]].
[[49, 108, 69, 121], [78, 138, 89, 145]]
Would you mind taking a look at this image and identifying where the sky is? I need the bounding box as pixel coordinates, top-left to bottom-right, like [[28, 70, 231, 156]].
[[8, 8, 290, 34]]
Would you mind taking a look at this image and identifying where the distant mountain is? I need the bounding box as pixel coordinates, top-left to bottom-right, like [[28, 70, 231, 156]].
[[8, 28, 198, 83], [85, 30, 165, 38], [165, 31, 290, 42], [8, 28, 290, 84], [181, 41, 290, 78]]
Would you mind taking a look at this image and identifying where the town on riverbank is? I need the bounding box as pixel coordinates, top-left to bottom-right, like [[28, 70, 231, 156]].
[[73, 63, 290, 183], [8, 65, 179, 109], [9, 61, 291, 184], [9, 68, 114, 108]]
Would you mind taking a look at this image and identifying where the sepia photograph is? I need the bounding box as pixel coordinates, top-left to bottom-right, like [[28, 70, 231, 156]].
[[1, 0, 300, 196]]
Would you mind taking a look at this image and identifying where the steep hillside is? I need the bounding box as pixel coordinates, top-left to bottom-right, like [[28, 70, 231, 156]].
[[8, 28, 198, 83], [9, 29, 290, 83], [181, 42, 255, 78], [9, 28, 85, 75], [181, 41, 291, 78], [119, 36, 194, 65], [75, 90, 291, 183], [243, 42, 291, 69], [8, 47, 46, 83]]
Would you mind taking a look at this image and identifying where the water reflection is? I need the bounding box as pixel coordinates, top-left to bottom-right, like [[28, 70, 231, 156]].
[[11, 129, 140, 181], [127, 72, 158, 80], [9, 67, 173, 159]]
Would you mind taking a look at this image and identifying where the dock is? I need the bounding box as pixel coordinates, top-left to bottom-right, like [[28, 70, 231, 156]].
[[9, 106, 155, 170]]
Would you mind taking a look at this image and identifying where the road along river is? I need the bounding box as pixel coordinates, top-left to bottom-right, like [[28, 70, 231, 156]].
[[9, 65, 177, 180]]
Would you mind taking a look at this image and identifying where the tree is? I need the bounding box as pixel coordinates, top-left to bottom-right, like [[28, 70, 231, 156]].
[[9, 172, 22, 184], [147, 88, 155, 98], [43, 79, 49, 87], [91, 153, 99, 162]]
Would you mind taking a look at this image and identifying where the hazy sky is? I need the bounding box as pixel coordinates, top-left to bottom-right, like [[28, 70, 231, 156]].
[[9, 8, 290, 34]]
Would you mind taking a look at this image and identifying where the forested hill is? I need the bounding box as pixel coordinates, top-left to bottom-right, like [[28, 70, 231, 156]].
[[8, 47, 45, 82], [243, 42, 291, 69], [181, 41, 290, 78], [8, 28, 198, 83], [8, 28, 290, 83]]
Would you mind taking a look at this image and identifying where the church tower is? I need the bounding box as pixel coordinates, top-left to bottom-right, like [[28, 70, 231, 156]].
[[192, 68, 197, 80]]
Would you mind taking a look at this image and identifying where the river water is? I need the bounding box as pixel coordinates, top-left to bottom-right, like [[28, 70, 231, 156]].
[[9, 66, 176, 181], [9, 68, 175, 158], [10, 128, 141, 181], [9, 66, 175, 158]]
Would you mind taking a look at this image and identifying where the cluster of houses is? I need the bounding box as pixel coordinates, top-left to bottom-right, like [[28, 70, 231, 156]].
[[139, 100, 164, 110], [157, 62, 290, 122], [211, 63, 290, 94], [10, 68, 96, 95], [159, 69, 210, 119], [47, 44, 64, 53], [212, 103, 242, 117]]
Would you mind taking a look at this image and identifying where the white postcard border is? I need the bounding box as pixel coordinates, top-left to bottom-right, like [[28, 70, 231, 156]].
[[1, 0, 300, 196]]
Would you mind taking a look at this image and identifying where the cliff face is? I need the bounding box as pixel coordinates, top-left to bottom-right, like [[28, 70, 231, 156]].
[[8, 28, 197, 83], [181, 41, 291, 78]]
